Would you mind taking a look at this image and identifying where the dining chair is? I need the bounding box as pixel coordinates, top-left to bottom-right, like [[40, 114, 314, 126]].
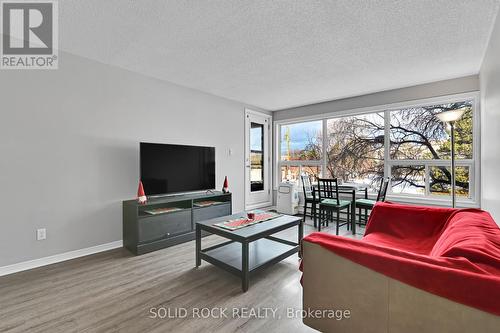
[[317, 178, 351, 235], [355, 177, 390, 225], [300, 174, 318, 227]]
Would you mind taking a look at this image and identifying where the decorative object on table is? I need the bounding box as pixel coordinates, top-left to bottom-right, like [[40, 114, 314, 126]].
[[214, 211, 281, 231], [222, 176, 229, 193], [193, 200, 221, 207], [435, 108, 466, 208], [137, 181, 147, 204], [143, 207, 182, 215], [247, 211, 255, 220]]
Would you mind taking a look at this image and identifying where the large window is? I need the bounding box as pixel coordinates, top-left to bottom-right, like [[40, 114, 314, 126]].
[[276, 95, 478, 203]]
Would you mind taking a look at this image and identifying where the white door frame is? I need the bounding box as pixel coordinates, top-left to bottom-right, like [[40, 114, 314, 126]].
[[245, 109, 273, 210]]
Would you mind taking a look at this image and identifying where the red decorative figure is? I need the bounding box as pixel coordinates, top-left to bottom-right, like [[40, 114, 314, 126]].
[[137, 181, 147, 204], [222, 176, 229, 193]]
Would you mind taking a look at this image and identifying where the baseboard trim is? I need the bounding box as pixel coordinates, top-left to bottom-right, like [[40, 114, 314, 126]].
[[0, 240, 123, 277]]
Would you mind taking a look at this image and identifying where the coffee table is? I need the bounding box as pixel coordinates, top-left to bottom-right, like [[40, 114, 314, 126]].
[[195, 212, 303, 292]]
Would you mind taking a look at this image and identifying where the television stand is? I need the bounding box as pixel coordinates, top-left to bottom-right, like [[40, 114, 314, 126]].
[[123, 191, 232, 255]]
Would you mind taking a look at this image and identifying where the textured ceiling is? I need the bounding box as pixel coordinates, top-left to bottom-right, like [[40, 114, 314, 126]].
[[59, 0, 500, 110]]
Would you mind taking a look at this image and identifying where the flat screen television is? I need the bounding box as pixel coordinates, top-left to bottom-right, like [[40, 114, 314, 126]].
[[140, 142, 215, 196]]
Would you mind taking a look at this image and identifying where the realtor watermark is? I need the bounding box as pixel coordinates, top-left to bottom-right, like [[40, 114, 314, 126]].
[[148, 307, 351, 321], [1, 0, 58, 69]]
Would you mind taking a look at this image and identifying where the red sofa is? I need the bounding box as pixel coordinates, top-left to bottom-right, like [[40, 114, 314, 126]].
[[301, 202, 500, 333]]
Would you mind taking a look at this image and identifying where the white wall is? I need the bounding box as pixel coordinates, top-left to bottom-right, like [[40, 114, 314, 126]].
[[480, 12, 500, 224], [0, 52, 267, 267]]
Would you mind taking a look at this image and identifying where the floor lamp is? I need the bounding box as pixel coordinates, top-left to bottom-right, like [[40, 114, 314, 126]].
[[435, 109, 466, 208]]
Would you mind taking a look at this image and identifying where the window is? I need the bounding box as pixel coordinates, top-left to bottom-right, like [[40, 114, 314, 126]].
[[279, 121, 322, 185], [301, 165, 321, 180], [389, 101, 473, 160], [429, 166, 470, 197], [390, 165, 426, 195], [326, 112, 385, 192], [280, 165, 300, 184], [280, 121, 322, 161], [250, 123, 264, 191], [387, 100, 473, 198], [276, 94, 478, 204]]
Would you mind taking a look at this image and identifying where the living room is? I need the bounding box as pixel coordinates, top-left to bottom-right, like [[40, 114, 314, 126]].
[[1, 1, 499, 332]]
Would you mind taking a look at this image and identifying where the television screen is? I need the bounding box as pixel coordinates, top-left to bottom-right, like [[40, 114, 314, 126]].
[[140, 142, 215, 196]]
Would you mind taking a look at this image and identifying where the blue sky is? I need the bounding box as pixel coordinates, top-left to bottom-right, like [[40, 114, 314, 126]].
[[281, 121, 322, 155], [251, 121, 322, 152]]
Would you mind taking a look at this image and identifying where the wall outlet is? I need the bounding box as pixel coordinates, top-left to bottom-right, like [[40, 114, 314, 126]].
[[37, 228, 46, 241]]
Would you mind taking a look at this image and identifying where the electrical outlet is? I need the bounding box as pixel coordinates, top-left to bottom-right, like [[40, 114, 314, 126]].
[[37, 228, 46, 241]]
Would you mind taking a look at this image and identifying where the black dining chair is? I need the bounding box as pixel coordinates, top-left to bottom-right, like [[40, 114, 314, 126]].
[[317, 178, 351, 235], [301, 174, 319, 227], [355, 177, 390, 225]]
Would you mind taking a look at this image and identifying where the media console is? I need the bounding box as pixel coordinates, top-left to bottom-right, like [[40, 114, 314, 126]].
[[123, 191, 232, 255]]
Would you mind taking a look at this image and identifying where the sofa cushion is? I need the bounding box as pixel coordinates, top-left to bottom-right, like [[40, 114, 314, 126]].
[[355, 198, 376, 207], [320, 199, 351, 208]]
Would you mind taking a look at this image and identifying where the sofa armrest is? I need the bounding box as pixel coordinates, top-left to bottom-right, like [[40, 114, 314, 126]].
[[302, 241, 500, 333]]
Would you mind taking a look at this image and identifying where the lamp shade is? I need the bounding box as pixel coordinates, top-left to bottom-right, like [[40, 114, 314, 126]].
[[435, 108, 466, 123]]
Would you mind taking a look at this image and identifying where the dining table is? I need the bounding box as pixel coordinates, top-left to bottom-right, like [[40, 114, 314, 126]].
[[312, 182, 368, 235]]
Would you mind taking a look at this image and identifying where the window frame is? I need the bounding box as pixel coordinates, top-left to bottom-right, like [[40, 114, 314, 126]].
[[274, 92, 480, 207]]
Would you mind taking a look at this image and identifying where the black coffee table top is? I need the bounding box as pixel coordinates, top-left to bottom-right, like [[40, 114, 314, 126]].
[[196, 212, 302, 242]]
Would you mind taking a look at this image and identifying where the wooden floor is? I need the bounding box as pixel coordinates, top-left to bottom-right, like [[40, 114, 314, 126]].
[[0, 216, 364, 333]]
